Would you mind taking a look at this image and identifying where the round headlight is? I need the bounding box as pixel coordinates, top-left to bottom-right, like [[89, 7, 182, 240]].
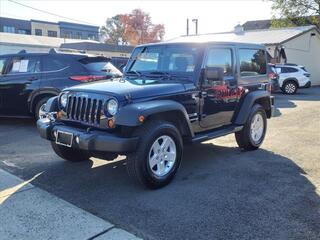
[[60, 93, 68, 109], [107, 98, 118, 116]]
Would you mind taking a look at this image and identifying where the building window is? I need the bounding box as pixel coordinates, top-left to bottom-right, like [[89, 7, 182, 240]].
[[18, 29, 27, 34], [3, 26, 15, 33], [87, 34, 95, 40], [76, 32, 82, 39], [35, 29, 42, 36], [48, 30, 57, 37], [63, 31, 72, 39]]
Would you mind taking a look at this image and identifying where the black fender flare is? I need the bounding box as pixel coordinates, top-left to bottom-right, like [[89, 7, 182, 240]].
[[28, 88, 60, 113], [234, 90, 271, 125], [115, 100, 194, 137], [282, 78, 299, 87]]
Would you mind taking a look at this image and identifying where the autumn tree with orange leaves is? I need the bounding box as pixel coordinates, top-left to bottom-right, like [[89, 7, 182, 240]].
[[101, 9, 165, 45]]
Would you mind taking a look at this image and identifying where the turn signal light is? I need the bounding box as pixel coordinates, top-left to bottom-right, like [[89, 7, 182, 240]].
[[108, 119, 115, 128], [56, 111, 63, 119], [138, 115, 145, 123]]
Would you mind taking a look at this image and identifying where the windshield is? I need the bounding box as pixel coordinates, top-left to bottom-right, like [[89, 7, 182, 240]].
[[127, 45, 201, 77]]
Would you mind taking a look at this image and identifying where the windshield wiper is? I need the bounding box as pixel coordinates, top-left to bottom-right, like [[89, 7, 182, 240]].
[[125, 70, 142, 77]]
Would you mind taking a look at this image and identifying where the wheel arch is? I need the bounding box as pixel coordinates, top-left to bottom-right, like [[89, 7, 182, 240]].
[[116, 100, 194, 138], [283, 78, 299, 87], [234, 90, 272, 125], [29, 88, 60, 113]]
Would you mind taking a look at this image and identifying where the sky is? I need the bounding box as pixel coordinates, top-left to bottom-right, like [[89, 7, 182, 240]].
[[0, 0, 274, 40]]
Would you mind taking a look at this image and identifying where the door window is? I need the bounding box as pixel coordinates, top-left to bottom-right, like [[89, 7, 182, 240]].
[[239, 49, 266, 76], [205, 48, 233, 76], [7, 57, 41, 74]]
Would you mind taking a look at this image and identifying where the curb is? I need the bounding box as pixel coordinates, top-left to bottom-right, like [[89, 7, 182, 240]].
[[0, 169, 141, 240]]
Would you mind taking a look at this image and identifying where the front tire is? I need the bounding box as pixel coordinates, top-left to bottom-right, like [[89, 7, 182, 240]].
[[126, 120, 183, 189], [281, 81, 298, 94], [51, 142, 90, 162], [235, 104, 267, 151]]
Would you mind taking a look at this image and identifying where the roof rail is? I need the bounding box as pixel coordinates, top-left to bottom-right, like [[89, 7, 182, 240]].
[[49, 48, 87, 54], [18, 50, 27, 54]]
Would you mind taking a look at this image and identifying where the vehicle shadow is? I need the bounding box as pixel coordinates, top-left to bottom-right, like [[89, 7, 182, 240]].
[[272, 87, 320, 117], [14, 142, 320, 240]]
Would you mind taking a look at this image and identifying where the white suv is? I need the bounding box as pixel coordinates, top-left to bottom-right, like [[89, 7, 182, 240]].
[[275, 64, 311, 94]]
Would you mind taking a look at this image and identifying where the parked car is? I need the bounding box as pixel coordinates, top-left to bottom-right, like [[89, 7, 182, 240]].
[[274, 64, 311, 94], [37, 39, 274, 189], [0, 49, 122, 119]]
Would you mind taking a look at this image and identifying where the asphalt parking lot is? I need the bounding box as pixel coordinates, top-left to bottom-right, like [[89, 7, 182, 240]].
[[0, 88, 319, 240]]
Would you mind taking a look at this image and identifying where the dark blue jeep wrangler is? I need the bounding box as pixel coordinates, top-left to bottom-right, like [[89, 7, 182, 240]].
[[37, 36, 274, 189]]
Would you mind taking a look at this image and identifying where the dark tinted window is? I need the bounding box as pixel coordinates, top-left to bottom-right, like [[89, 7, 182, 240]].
[[35, 29, 42, 36], [281, 67, 298, 73], [205, 48, 233, 76], [0, 57, 8, 75], [48, 30, 57, 37], [239, 49, 266, 76], [79, 57, 122, 76], [43, 57, 68, 71], [7, 56, 40, 74]]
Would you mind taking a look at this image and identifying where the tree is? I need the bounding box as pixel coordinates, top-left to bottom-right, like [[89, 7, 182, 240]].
[[101, 9, 165, 45], [269, 0, 320, 29], [100, 15, 127, 45]]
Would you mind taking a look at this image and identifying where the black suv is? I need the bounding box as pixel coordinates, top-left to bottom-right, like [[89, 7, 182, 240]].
[[37, 38, 274, 189], [0, 49, 122, 119]]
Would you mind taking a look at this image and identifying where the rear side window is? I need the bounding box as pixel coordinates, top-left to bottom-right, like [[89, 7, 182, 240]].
[[79, 57, 122, 76], [205, 48, 233, 76], [43, 57, 68, 71], [7, 56, 40, 74], [239, 49, 266, 76], [281, 67, 298, 73], [0, 57, 8, 75]]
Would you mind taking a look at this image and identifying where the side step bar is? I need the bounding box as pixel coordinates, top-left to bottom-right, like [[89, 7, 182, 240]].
[[192, 125, 243, 143]]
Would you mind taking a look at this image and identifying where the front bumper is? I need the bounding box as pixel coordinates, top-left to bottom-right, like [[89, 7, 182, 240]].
[[302, 81, 311, 88], [37, 119, 138, 153]]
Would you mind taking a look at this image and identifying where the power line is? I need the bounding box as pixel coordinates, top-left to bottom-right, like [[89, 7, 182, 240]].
[[8, 0, 99, 26]]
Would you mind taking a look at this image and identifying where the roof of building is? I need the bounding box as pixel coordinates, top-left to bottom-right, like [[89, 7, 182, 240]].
[[0, 32, 99, 48], [168, 25, 318, 45], [60, 42, 135, 53], [243, 16, 320, 31], [242, 19, 272, 31]]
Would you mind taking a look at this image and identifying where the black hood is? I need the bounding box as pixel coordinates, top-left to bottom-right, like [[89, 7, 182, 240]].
[[65, 78, 186, 101]]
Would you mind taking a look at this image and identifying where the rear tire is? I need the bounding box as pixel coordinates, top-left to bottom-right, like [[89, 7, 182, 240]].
[[51, 142, 90, 162], [235, 104, 267, 151], [126, 120, 183, 189], [281, 81, 298, 94]]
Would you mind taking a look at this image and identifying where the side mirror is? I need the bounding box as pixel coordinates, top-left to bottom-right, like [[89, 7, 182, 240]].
[[205, 67, 224, 82]]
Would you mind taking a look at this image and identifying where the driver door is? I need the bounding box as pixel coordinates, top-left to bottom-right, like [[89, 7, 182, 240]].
[[199, 46, 242, 129]]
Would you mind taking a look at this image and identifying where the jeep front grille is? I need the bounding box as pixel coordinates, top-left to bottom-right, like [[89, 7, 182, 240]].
[[65, 94, 104, 126]]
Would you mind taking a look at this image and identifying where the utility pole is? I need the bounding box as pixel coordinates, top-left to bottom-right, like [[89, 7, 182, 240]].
[[192, 19, 198, 35], [186, 19, 189, 36]]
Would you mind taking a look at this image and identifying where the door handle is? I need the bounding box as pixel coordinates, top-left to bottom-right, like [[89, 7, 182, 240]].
[[28, 76, 38, 81]]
